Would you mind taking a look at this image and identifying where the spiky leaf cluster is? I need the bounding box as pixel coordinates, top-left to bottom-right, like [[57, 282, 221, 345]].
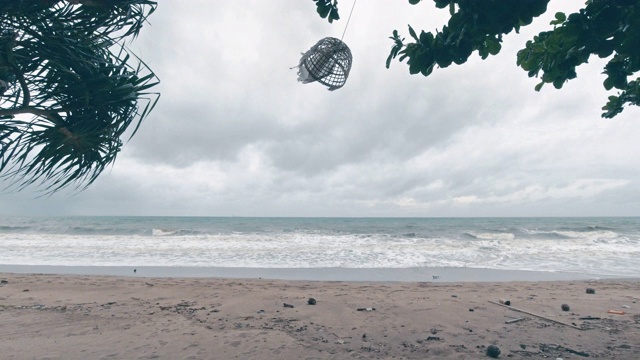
[[0, 0, 158, 193]]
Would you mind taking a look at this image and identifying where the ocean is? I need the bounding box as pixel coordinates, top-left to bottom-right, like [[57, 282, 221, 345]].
[[0, 216, 638, 280]]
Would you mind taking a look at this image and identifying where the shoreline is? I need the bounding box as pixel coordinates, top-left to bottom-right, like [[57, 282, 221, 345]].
[[0, 264, 633, 282], [0, 273, 638, 359]]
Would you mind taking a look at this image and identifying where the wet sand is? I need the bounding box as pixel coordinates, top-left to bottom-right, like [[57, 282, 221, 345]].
[[0, 273, 638, 359]]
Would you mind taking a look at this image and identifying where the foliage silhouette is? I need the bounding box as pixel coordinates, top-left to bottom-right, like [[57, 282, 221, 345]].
[[0, 0, 158, 193]]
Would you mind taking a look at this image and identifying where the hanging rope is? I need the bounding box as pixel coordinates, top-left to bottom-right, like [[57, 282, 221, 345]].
[[341, 0, 358, 40]]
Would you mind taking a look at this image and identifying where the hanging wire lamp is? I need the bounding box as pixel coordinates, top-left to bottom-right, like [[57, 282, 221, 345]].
[[295, 0, 357, 91], [297, 37, 352, 91]]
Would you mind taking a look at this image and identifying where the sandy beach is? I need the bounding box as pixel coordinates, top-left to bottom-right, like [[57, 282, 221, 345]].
[[0, 273, 638, 359]]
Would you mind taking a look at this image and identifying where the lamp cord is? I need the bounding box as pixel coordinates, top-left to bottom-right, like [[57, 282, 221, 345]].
[[341, 0, 358, 41]]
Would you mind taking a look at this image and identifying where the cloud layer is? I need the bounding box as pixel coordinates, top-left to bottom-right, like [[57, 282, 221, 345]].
[[2, 1, 639, 217]]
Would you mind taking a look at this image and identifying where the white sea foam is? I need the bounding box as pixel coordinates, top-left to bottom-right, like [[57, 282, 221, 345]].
[[1, 216, 639, 277]]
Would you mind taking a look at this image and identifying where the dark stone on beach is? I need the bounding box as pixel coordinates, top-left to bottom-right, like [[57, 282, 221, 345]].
[[469, 308, 474, 312], [308, 298, 317, 305], [561, 303, 570, 311], [586, 288, 595, 294], [133, 269, 136, 273], [486, 344, 501, 358], [0, 280, 8, 284], [283, 303, 294, 308]]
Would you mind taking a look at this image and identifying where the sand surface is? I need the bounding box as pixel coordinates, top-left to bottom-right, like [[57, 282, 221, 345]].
[[0, 273, 638, 359]]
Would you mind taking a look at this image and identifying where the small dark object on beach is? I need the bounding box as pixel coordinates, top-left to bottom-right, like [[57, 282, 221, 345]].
[[133, 269, 136, 273], [561, 303, 570, 311], [579, 316, 601, 320], [499, 299, 511, 306], [469, 308, 474, 312], [586, 288, 595, 294], [308, 298, 317, 305], [357, 307, 375, 311], [283, 303, 294, 308], [505, 317, 525, 324], [426, 336, 441, 341], [486, 344, 501, 358], [0, 280, 8, 284]]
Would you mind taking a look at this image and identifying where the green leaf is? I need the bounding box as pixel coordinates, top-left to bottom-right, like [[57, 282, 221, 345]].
[[408, 25, 418, 42], [550, 12, 566, 25]]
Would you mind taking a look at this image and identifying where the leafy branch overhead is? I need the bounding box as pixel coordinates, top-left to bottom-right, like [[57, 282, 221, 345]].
[[318, 0, 640, 118], [0, 0, 159, 193], [314, 0, 340, 23]]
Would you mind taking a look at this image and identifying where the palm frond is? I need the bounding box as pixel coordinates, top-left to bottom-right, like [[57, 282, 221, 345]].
[[1, 0, 159, 194]]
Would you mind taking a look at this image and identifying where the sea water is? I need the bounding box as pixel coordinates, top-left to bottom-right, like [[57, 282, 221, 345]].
[[0, 216, 638, 278]]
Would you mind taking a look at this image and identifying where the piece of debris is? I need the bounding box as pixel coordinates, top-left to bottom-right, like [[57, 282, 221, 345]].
[[607, 310, 625, 315], [561, 304, 570, 311], [469, 308, 474, 312], [499, 299, 511, 306], [488, 300, 582, 330], [0, 280, 8, 284], [307, 298, 317, 305], [505, 317, 525, 324], [486, 344, 501, 358], [283, 303, 294, 308], [579, 316, 601, 320], [585, 288, 595, 294], [541, 343, 590, 357], [357, 307, 375, 311]]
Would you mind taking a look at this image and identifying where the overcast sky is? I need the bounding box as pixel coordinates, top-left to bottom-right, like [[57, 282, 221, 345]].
[[2, 1, 640, 217]]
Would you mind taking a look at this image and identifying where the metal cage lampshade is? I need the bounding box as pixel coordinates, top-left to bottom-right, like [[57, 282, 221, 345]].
[[297, 37, 353, 91]]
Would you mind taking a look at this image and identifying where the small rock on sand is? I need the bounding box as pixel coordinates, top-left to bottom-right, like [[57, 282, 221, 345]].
[[486, 344, 501, 358]]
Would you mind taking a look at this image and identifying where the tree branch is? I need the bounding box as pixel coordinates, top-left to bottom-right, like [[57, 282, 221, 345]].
[[0, 106, 64, 126]]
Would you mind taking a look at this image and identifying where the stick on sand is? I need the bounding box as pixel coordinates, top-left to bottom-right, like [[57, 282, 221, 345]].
[[488, 300, 583, 330]]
